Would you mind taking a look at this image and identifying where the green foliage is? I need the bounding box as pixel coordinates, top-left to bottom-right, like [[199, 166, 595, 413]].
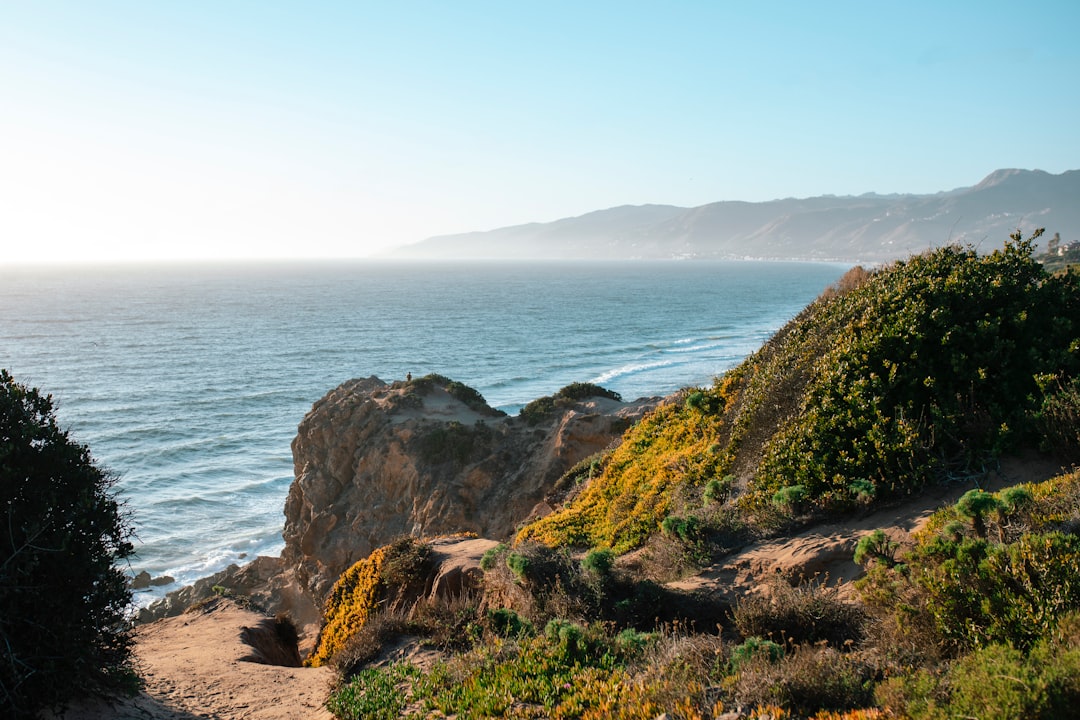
[[327, 622, 689, 720], [771, 485, 807, 512], [660, 514, 702, 544], [859, 479, 1080, 654], [415, 420, 493, 466], [879, 634, 1080, 720], [1000, 485, 1035, 514], [1033, 373, 1080, 462], [406, 373, 502, 416], [506, 552, 531, 582], [479, 542, 508, 571], [0, 370, 136, 716], [486, 608, 534, 639], [703, 476, 731, 504], [684, 389, 722, 414], [753, 231, 1080, 507], [523, 232, 1080, 554], [327, 662, 421, 720], [848, 478, 876, 502], [519, 382, 622, 425], [853, 530, 898, 568], [613, 627, 653, 656], [954, 488, 1003, 538], [918, 531, 1080, 650], [730, 637, 785, 671], [580, 548, 615, 578], [519, 387, 730, 551]]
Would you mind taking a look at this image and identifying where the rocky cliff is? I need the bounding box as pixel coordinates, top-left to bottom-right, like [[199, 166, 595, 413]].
[[282, 375, 656, 605], [142, 375, 657, 627]]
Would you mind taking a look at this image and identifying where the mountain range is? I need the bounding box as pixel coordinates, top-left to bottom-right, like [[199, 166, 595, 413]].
[[390, 168, 1080, 262]]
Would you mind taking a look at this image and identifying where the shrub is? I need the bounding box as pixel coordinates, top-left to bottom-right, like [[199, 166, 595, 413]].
[[407, 373, 503, 416], [754, 232, 1080, 507], [772, 485, 807, 513], [581, 548, 615, 578], [879, 635, 1080, 720], [330, 612, 412, 679], [730, 636, 785, 671], [733, 575, 867, 649], [0, 370, 136, 716], [479, 542, 508, 571], [518, 387, 731, 552], [524, 233, 1080, 553], [486, 608, 534, 638], [519, 382, 622, 424], [505, 552, 531, 582], [308, 537, 434, 667], [858, 482, 1080, 655], [703, 476, 732, 504], [853, 530, 898, 568], [954, 488, 1002, 538], [660, 514, 702, 544], [1033, 373, 1080, 462], [733, 644, 877, 716]]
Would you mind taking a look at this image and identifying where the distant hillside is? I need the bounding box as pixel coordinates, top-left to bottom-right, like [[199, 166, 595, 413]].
[[391, 169, 1080, 262]]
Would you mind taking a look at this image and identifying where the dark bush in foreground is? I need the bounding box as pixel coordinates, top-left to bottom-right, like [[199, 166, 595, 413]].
[[0, 369, 136, 717]]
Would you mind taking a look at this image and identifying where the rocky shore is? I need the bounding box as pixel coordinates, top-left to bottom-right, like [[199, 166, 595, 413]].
[[138, 375, 658, 639]]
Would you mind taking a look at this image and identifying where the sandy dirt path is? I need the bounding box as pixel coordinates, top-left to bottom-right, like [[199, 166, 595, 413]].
[[52, 598, 334, 720]]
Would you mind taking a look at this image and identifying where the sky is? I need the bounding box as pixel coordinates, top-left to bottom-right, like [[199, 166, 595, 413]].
[[1, 1, 1078, 264]]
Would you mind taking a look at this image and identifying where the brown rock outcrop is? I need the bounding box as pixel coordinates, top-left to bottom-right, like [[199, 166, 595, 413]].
[[281, 375, 657, 606], [144, 375, 657, 627]]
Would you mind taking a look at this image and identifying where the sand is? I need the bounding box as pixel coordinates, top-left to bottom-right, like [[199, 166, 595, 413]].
[[51, 598, 334, 720]]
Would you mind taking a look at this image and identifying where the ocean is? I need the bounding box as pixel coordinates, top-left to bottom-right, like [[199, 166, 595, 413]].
[[0, 259, 848, 606]]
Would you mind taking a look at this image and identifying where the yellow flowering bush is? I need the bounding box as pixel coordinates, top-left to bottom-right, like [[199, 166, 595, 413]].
[[307, 545, 388, 667]]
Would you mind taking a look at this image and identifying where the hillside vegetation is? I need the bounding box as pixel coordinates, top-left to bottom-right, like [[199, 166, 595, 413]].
[[315, 231, 1080, 718], [521, 230, 1080, 553]]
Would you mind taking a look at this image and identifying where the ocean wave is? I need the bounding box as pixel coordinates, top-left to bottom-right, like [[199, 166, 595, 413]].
[[591, 359, 677, 384]]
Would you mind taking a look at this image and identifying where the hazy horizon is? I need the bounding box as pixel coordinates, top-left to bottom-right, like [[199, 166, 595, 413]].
[[3, 2, 1078, 264]]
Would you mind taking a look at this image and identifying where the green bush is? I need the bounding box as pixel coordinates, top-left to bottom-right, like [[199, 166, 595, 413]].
[[729, 636, 785, 671], [519, 382, 622, 424], [703, 476, 732, 504], [479, 542, 507, 571], [1033, 374, 1080, 462], [771, 485, 807, 512], [917, 531, 1080, 650], [853, 529, 898, 568], [581, 548, 615, 578], [859, 481, 1080, 654], [954, 488, 1003, 538], [505, 552, 531, 583], [879, 636, 1080, 720], [486, 608, 534, 638], [754, 232, 1080, 507], [0, 370, 136, 716], [660, 514, 701, 544], [406, 373, 502, 416]]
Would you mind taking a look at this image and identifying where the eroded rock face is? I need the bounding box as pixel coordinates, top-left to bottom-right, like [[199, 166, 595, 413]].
[[282, 376, 657, 605]]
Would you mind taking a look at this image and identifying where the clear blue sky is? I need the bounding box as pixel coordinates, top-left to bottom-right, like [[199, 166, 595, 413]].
[[2, 1, 1077, 263]]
